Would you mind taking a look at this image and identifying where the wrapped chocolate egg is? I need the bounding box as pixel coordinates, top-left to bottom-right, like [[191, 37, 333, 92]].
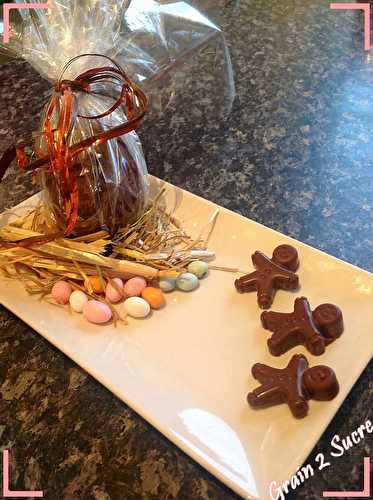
[[41, 137, 148, 236]]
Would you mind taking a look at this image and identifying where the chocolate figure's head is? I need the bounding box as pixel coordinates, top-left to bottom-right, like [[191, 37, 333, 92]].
[[272, 244, 299, 271], [312, 303, 344, 341], [302, 365, 339, 401]]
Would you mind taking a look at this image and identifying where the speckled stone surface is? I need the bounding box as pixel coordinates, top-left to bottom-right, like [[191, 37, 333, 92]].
[[0, 1, 372, 499]]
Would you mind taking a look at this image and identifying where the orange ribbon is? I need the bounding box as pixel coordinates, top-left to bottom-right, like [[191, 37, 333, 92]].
[[0, 54, 148, 235]]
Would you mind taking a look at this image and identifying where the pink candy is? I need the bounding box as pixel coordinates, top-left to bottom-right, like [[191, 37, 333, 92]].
[[52, 281, 72, 305], [51, 277, 151, 325], [83, 300, 112, 324], [105, 278, 124, 303], [124, 277, 147, 297]]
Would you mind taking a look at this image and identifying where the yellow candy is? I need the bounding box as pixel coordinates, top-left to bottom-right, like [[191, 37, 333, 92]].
[[141, 287, 165, 310], [85, 276, 105, 295]]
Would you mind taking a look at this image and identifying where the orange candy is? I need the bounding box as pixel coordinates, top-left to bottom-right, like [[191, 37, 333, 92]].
[[141, 287, 165, 310], [85, 276, 106, 295]]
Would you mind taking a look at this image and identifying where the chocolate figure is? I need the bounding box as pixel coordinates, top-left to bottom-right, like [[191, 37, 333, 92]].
[[247, 354, 339, 419], [261, 297, 344, 356], [235, 244, 299, 309]]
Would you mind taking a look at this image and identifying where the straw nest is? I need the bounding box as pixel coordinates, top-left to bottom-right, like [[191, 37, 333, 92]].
[[0, 188, 222, 321]]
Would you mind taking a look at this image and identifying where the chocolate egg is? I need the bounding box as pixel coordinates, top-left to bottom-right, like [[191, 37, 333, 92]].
[[124, 277, 147, 297], [122, 297, 150, 318], [159, 278, 176, 292], [41, 137, 148, 236], [141, 287, 165, 309], [83, 300, 112, 324], [176, 273, 199, 292], [69, 290, 88, 313], [187, 261, 209, 279], [85, 276, 106, 295], [105, 278, 124, 303], [52, 281, 72, 305]]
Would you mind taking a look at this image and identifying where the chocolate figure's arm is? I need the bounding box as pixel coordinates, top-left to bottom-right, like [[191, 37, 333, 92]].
[[274, 269, 299, 290], [283, 355, 310, 418], [247, 384, 284, 409], [283, 377, 309, 419], [252, 363, 281, 383], [294, 297, 312, 318], [287, 353, 309, 375], [251, 251, 273, 270], [286, 392, 309, 418], [235, 270, 260, 293], [294, 298, 326, 355], [261, 310, 294, 332]]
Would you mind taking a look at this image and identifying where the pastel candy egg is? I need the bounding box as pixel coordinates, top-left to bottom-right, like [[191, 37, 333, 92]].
[[83, 300, 112, 324], [69, 290, 88, 313], [159, 278, 176, 292], [124, 277, 147, 297], [52, 281, 72, 305], [176, 273, 199, 292], [141, 287, 165, 310], [122, 297, 150, 318], [187, 260, 209, 279], [85, 276, 105, 294], [105, 278, 124, 303]]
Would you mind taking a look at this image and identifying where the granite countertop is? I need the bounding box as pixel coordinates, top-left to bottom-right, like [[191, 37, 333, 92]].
[[0, 1, 372, 499]]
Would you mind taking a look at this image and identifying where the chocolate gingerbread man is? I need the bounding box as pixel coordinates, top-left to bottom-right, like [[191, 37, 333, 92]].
[[261, 297, 344, 356], [247, 354, 339, 419], [235, 244, 299, 309]]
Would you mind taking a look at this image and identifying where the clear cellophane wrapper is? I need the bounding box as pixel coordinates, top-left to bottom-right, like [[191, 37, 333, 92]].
[[37, 87, 149, 236], [0, 0, 234, 235]]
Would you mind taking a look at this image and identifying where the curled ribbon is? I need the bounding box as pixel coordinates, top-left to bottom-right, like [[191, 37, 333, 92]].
[[0, 53, 148, 235]]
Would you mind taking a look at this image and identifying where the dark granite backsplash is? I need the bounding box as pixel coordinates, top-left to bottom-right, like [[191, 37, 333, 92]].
[[0, 1, 372, 499]]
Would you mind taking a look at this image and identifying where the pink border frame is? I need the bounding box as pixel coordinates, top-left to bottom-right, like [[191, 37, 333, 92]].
[[2, 3, 49, 43], [3, 450, 43, 497], [323, 457, 371, 498], [330, 3, 371, 50]]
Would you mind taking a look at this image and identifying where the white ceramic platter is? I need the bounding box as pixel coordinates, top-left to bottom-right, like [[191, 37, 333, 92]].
[[0, 180, 372, 499]]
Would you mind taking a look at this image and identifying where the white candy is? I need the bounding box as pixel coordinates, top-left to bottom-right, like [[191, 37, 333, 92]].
[[159, 278, 176, 293], [122, 297, 150, 318], [69, 290, 88, 313], [187, 260, 209, 279], [176, 273, 199, 292]]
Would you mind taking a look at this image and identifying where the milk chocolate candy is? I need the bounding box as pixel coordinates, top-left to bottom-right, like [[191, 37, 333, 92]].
[[235, 244, 299, 309], [247, 354, 339, 419], [261, 297, 344, 356]]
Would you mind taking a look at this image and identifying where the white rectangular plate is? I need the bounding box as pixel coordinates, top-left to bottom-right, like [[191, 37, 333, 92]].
[[0, 180, 372, 499]]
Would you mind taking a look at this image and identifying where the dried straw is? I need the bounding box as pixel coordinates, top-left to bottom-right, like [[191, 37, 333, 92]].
[[0, 188, 221, 302]]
